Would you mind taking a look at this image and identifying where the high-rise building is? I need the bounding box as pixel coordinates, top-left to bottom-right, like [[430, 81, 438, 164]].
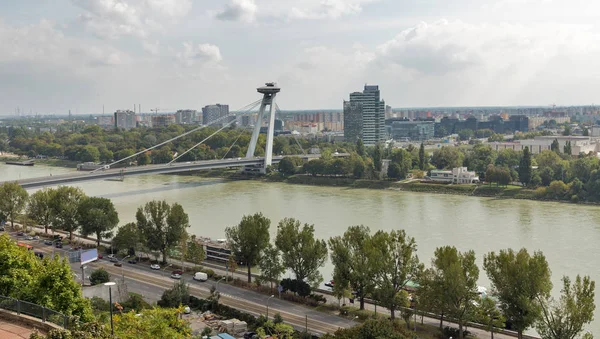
[[343, 85, 386, 146], [114, 110, 136, 130], [152, 114, 175, 127], [175, 110, 197, 124], [202, 104, 230, 126]]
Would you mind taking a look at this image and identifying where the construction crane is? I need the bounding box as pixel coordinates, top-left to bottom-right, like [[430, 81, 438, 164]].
[[150, 108, 174, 115]]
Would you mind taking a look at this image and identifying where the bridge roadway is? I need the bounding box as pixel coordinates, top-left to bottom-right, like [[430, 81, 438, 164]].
[[9, 154, 348, 189]]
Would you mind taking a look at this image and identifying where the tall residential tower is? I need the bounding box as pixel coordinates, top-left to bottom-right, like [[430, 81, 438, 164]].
[[344, 85, 386, 146]]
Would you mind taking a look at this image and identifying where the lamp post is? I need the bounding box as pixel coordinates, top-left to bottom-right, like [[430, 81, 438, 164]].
[[215, 276, 225, 293], [104, 282, 116, 336], [266, 295, 274, 319]]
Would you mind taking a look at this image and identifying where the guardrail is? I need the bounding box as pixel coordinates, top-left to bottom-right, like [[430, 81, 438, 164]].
[[0, 295, 75, 329]]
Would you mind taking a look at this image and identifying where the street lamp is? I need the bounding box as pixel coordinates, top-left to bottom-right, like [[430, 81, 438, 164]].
[[266, 295, 274, 319], [215, 276, 225, 293], [104, 282, 116, 336]]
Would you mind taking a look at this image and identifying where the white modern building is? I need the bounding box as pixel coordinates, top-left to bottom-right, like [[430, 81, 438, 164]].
[[344, 85, 386, 146], [113, 110, 136, 130], [490, 136, 599, 155], [430, 167, 479, 184]]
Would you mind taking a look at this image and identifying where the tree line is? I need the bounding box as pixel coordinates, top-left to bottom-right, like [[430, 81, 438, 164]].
[[225, 213, 596, 339]]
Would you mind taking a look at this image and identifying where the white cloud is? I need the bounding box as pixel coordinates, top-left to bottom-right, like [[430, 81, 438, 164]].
[[142, 40, 160, 55], [290, 0, 363, 20], [176, 42, 223, 67], [72, 0, 192, 39], [215, 0, 257, 23]]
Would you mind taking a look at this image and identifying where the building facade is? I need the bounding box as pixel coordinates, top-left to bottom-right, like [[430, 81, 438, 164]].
[[344, 85, 386, 146], [430, 167, 479, 184], [114, 110, 136, 130], [175, 110, 197, 124], [491, 136, 599, 155], [151, 115, 175, 128], [385, 119, 435, 141], [202, 104, 230, 126]]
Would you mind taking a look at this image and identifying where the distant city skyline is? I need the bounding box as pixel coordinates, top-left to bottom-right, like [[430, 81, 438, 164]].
[[1, 1, 600, 114]]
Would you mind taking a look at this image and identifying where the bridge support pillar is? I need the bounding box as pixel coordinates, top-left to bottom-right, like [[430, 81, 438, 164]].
[[244, 83, 281, 174]]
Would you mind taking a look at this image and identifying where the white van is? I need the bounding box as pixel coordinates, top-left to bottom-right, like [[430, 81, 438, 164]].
[[193, 272, 208, 282]]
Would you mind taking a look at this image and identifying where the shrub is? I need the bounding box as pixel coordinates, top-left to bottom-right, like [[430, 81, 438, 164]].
[[89, 268, 110, 286], [273, 313, 283, 324], [158, 280, 189, 308]]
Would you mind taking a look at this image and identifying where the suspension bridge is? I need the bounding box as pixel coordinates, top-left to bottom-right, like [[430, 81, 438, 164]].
[[6, 83, 348, 189]]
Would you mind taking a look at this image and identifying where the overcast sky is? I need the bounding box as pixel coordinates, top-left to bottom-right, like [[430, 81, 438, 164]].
[[1, 0, 599, 115]]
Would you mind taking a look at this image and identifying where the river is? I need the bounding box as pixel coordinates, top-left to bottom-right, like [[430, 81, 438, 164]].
[[3, 163, 599, 334]]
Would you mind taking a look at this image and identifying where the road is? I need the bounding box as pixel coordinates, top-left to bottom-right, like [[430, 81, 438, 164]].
[[16, 234, 354, 336]]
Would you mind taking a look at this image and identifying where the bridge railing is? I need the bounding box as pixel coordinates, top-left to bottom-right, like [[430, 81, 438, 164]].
[[0, 295, 72, 328]]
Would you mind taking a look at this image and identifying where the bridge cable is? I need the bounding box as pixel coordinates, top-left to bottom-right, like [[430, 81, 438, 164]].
[[92, 99, 263, 172], [221, 125, 253, 160], [168, 101, 262, 165], [275, 103, 307, 156]]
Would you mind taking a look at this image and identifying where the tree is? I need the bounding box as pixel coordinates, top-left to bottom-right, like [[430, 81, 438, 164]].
[[424, 246, 479, 339], [278, 157, 297, 176], [431, 146, 464, 169], [136, 201, 190, 264], [77, 197, 119, 247], [225, 213, 271, 283], [484, 248, 552, 339], [519, 147, 532, 186], [78, 145, 100, 162], [458, 129, 474, 141], [112, 222, 141, 255], [583, 128, 589, 136], [536, 275, 596, 339], [564, 140, 572, 156], [50, 186, 85, 241], [89, 268, 110, 286], [389, 148, 412, 179], [275, 218, 328, 287], [418, 142, 426, 170], [259, 243, 285, 292], [387, 163, 404, 180], [373, 143, 382, 172], [475, 297, 505, 339], [356, 139, 365, 157], [158, 280, 190, 308], [563, 125, 572, 136], [184, 235, 206, 265], [137, 153, 151, 166], [0, 182, 28, 228], [27, 188, 55, 234], [551, 139, 561, 153], [328, 225, 377, 310], [371, 229, 422, 319]]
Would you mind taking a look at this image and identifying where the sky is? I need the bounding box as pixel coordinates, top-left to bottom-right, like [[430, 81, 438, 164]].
[[1, 0, 600, 115]]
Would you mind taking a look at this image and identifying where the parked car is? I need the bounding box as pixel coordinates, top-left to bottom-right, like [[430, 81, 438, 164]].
[[33, 236, 39, 240], [44, 240, 53, 245], [17, 232, 24, 236], [170, 270, 183, 279], [25, 236, 34, 240], [109, 257, 118, 263], [193, 272, 208, 282], [243, 332, 258, 339], [127, 259, 138, 264], [114, 262, 122, 267], [97, 254, 103, 259], [0, 226, 5, 231], [55, 242, 63, 248], [72, 246, 82, 250], [150, 264, 160, 270]]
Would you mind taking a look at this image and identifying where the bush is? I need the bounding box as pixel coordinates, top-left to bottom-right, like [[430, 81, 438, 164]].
[[121, 293, 151, 313], [89, 268, 110, 286], [204, 268, 215, 278], [441, 326, 470, 339], [158, 280, 190, 308], [280, 278, 311, 297], [273, 313, 283, 324]]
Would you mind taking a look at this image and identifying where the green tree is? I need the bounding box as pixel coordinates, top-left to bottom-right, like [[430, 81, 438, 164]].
[[418, 142, 426, 170], [495, 148, 520, 168], [27, 188, 55, 234], [99, 147, 113, 163], [136, 200, 190, 264], [464, 144, 497, 179], [275, 218, 328, 287], [112, 222, 141, 255], [158, 280, 190, 308], [373, 143, 383, 172], [389, 148, 412, 179], [78, 145, 100, 162], [424, 246, 479, 339], [137, 152, 151, 166], [371, 229, 422, 320], [536, 275, 596, 339], [184, 235, 206, 265], [328, 226, 378, 310], [458, 129, 474, 141], [488, 134, 505, 142], [431, 146, 464, 169], [89, 268, 110, 286], [115, 148, 135, 161], [476, 297, 505, 339], [563, 140, 572, 156], [278, 157, 297, 176], [563, 125, 572, 136], [50, 186, 85, 241], [0, 182, 28, 228], [583, 128, 589, 136], [259, 243, 285, 293], [225, 213, 271, 283], [387, 163, 404, 180], [484, 248, 552, 339], [519, 147, 532, 186], [551, 139, 561, 153], [356, 139, 365, 157], [77, 197, 119, 247]]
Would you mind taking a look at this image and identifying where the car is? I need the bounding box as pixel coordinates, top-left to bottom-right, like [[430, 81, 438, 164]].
[[97, 254, 103, 259], [72, 246, 82, 250], [0, 226, 5, 231], [325, 280, 334, 288], [53, 235, 62, 240], [55, 242, 63, 248], [127, 259, 138, 264], [107, 254, 115, 259], [114, 262, 122, 267], [33, 236, 39, 240], [25, 236, 34, 240], [170, 273, 182, 279], [17, 232, 24, 236], [109, 257, 118, 263], [150, 264, 160, 270], [243, 332, 258, 339], [193, 272, 208, 281], [44, 240, 53, 245]]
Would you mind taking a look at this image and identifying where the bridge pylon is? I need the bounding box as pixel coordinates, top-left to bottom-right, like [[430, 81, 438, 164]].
[[244, 82, 281, 174]]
